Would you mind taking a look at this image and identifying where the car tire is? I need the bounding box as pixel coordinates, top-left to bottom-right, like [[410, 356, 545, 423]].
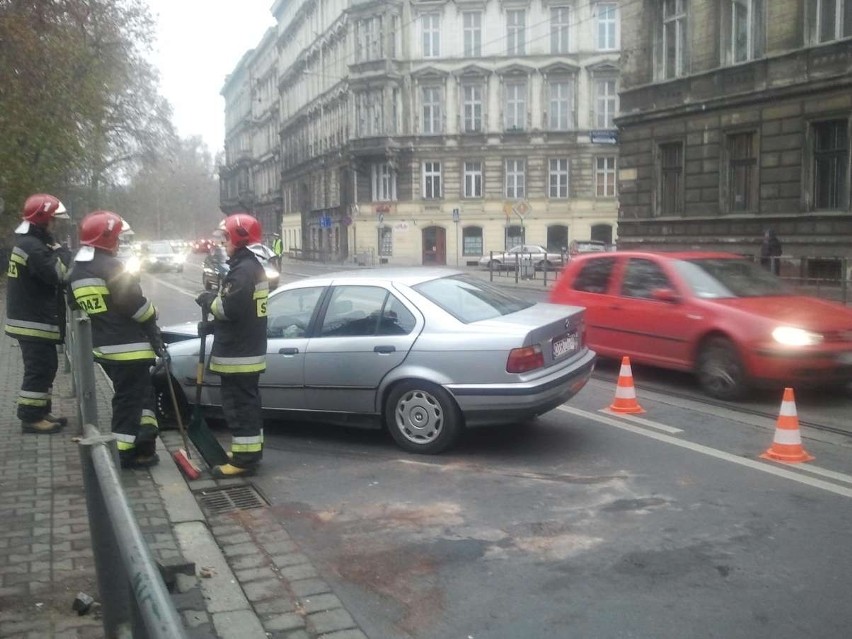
[[488, 260, 501, 270], [384, 380, 462, 454], [696, 336, 748, 400]]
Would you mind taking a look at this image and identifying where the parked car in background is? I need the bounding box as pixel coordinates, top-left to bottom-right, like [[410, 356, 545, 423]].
[[248, 243, 280, 290], [157, 268, 595, 454], [140, 240, 185, 273], [478, 245, 565, 270], [568, 240, 609, 256], [549, 251, 852, 399]]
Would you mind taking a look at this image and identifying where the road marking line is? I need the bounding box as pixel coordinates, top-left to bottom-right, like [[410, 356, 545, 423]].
[[599, 409, 683, 434], [557, 405, 852, 499]]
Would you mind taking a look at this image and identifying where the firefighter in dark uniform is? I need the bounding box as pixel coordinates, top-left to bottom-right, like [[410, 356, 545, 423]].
[[195, 213, 268, 478], [5, 193, 72, 434], [67, 211, 163, 469]]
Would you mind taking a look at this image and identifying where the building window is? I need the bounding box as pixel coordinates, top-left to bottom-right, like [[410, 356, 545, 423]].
[[378, 226, 393, 257], [421, 86, 443, 134], [549, 80, 573, 131], [596, 3, 618, 50], [506, 225, 525, 249], [507, 9, 526, 55], [356, 91, 384, 137], [551, 7, 570, 54], [422, 13, 440, 57], [422, 161, 442, 199], [371, 163, 397, 201], [464, 161, 483, 198], [463, 226, 484, 255], [662, 0, 687, 79], [505, 159, 526, 199], [658, 142, 684, 214], [596, 156, 617, 198], [595, 79, 618, 129], [356, 16, 384, 62], [504, 81, 526, 131], [812, 120, 849, 210], [463, 11, 482, 56], [727, 132, 757, 211], [549, 159, 570, 198], [462, 84, 484, 133], [815, 0, 852, 42], [730, 0, 764, 63]]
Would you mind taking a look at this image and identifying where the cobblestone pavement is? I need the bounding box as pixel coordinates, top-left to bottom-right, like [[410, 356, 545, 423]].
[[0, 287, 367, 639]]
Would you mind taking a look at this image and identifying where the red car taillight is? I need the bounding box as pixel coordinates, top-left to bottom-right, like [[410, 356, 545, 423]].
[[507, 344, 545, 373]]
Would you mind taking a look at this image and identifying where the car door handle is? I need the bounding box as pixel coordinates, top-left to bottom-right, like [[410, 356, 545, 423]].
[[374, 345, 396, 354], [278, 347, 299, 355]]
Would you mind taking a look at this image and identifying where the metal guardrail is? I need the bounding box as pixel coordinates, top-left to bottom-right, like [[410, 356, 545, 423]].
[[66, 310, 188, 639], [484, 251, 566, 287]]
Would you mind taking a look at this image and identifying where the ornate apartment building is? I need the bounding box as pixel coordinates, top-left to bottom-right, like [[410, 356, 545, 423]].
[[617, 0, 852, 270], [220, 0, 622, 265]]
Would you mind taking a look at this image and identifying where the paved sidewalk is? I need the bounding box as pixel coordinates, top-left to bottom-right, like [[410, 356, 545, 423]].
[[0, 288, 367, 638]]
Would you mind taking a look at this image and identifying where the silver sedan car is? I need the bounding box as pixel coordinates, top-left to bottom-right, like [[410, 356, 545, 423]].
[[156, 268, 595, 454]]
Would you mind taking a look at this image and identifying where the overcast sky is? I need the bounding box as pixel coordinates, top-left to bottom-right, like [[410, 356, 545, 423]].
[[146, 0, 275, 155]]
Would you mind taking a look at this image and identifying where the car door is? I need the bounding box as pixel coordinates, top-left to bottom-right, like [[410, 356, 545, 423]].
[[559, 256, 621, 354], [608, 257, 692, 367], [261, 285, 326, 410], [303, 285, 421, 413]]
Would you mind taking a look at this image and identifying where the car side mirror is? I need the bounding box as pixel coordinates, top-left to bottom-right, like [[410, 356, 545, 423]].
[[651, 288, 680, 303]]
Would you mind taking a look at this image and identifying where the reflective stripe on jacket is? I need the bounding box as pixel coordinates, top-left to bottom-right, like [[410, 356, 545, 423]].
[[5, 228, 70, 343], [67, 250, 158, 365], [208, 247, 268, 375]]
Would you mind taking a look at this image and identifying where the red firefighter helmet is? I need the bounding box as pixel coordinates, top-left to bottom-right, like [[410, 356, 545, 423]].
[[79, 211, 131, 253], [218, 213, 262, 248], [22, 193, 70, 227]]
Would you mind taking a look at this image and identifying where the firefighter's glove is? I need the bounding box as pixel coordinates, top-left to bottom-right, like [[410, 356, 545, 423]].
[[197, 320, 215, 337], [145, 324, 167, 357], [195, 290, 217, 310]]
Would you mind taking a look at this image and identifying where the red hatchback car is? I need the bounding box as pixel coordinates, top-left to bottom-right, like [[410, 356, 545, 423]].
[[550, 251, 852, 399]]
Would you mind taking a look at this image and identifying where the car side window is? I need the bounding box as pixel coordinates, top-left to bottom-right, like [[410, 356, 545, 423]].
[[572, 258, 616, 294], [621, 259, 673, 299], [319, 286, 388, 338], [266, 286, 324, 338], [377, 295, 417, 336]]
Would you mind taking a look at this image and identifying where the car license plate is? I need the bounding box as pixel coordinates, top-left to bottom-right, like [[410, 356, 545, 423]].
[[552, 332, 578, 359]]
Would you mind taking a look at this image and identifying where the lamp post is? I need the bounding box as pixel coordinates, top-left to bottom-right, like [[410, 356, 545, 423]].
[[452, 208, 460, 267]]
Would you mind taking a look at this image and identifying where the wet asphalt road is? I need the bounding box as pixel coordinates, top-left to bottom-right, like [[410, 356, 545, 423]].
[[145, 255, 852, 639]]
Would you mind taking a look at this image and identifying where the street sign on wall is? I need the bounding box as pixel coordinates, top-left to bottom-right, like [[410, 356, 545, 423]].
[[591, 130, 618, 145]]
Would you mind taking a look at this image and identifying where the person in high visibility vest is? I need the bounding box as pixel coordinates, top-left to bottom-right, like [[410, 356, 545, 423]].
[[5, 194, 72, 434], [195, 213, 268, 477], [67, 211, 164, 468], [271, 233, 283, 269]]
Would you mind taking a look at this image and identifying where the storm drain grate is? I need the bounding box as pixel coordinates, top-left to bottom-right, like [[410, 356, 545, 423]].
[[195, 485, 268, 515]]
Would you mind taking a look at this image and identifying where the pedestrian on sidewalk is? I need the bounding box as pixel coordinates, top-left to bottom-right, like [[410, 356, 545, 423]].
[[67, 211, 164, 469], [5, 193, 72, 434], [760, 228, 782, 275], [195, 213, 268, 478], [272, 232, 283, 269]]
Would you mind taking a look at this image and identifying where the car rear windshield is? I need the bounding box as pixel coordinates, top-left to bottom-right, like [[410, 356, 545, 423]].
[[148, 241, 173, 253], [675, 258, 791, 298], [413, 274, 533, 323]]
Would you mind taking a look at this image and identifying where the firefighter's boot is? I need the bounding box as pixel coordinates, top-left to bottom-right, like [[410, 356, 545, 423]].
[[21, 418, 65, 434], [210, 463, 256, 478], [46, 413, 68, 427], [119, 452, 160, 469]]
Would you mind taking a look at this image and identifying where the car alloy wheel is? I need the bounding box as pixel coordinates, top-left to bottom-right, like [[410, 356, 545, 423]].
[[385, 380, 461, 454], [696, 336, 747, 400]]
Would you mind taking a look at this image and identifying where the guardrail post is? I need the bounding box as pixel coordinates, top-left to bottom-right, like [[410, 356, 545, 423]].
[[75, 313, 99, 428], [79, 432, 133, 638]]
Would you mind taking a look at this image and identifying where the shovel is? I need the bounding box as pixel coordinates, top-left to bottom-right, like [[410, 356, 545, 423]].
[[185, 303, 229, 468]]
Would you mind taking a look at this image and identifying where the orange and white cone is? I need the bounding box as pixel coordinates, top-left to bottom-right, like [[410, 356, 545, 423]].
[[608, 356, 645, 414], [760, 387, 814, 463]]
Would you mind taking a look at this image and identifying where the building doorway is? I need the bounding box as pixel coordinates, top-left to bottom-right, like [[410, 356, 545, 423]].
[[422, 226, 446, 265], [547, 225, 569, 253], [591, 223, 613, 245]]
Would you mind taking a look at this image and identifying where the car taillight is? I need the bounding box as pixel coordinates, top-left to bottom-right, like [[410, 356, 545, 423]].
[[507, 345, 544, 373]]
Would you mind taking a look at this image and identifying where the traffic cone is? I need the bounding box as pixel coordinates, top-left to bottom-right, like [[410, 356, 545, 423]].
[[608, 356, 645, 414], [761, 388, 814, 463]]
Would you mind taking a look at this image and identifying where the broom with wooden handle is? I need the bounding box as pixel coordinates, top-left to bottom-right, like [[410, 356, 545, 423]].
[[162, 351, 202, 480]]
